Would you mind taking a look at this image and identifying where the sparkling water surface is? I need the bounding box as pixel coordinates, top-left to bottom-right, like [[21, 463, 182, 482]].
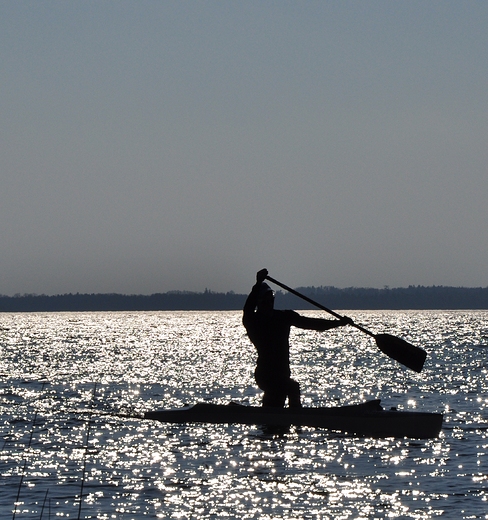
[[1, 310, 487, 519]]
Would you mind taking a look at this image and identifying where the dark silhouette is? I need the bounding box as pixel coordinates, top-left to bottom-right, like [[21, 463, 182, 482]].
[[242, 269, 353, 408]]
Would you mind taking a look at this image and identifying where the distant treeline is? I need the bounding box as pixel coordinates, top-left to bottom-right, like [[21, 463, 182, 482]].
[[1, 286, 488, 312]]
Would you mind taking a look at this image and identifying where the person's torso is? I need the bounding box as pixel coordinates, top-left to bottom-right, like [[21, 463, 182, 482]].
[[244, 310, 297, 371]]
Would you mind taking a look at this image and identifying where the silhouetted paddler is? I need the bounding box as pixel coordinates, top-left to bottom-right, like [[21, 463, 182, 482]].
[[243, 269, 353, 408]]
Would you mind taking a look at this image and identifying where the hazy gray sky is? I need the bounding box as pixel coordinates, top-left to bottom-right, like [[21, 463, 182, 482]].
[[1, 1, 487, 296]]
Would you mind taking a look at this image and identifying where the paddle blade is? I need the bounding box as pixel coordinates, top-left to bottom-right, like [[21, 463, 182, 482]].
[[374, 334, 427, 373]]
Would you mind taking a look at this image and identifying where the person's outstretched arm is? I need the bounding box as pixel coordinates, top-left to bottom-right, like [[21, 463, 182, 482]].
[[290, 312, 353, 331]]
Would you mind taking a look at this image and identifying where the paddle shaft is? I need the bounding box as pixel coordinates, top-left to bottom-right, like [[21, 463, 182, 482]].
[[265, 275, 374, 337]]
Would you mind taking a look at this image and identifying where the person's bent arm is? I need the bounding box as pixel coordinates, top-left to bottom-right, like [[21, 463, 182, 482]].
[[243, 284, 260, 320], [243, 268, 269, 324]]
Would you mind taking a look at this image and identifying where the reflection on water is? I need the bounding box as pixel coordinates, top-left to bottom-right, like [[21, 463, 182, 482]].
[[1, 311, 487, 518]]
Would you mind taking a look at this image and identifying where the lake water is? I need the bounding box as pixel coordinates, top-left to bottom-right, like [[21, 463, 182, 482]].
[[0, 310, 487, 519]]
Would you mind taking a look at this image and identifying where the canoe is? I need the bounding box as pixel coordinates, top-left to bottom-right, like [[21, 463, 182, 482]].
[[144, 400, 443, 439]]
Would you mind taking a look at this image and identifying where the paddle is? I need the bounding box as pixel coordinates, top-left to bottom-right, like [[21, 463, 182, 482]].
[[265, 275, 427, 373]]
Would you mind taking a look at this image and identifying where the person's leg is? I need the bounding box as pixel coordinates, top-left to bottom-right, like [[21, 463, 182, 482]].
[[287, 379, 302, 408], [255, 368, 288, 408], [262, 388, 286, 408]]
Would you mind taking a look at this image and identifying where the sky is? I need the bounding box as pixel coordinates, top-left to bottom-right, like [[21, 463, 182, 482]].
[[1, 1, 487, 296]]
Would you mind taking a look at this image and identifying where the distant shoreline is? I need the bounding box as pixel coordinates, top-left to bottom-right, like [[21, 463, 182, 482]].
[[1, 286, 488, 312]]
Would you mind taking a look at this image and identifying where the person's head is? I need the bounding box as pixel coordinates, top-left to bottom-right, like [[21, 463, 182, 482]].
[[256, 283, 275, 312]]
